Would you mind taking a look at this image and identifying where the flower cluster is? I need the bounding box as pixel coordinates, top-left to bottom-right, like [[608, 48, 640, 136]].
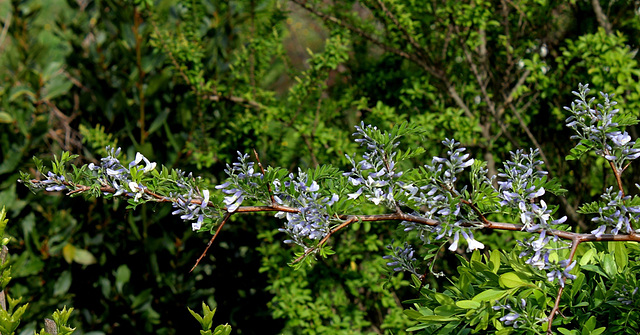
[[565, 83, 640, 170], [447, 228, 484, 252], [493, 299, 528, 328], [544, 259, 577, 288], [412, 139, 474, 219], [165, 168, 215, 231], [170, 188, 210, 231], [430, 138, 475, 187], [591, 187, 640, 236], [517, 234, 553, 270], [614, 285, 639, 305], [343, 123, 402, 208], [496, 149, 554, 227], [273, 170, 339, 249], [87, 146, 132, 197], [39, 171, 68, 192], [383, 242, 420, 277], [88, 147, 212, 231], [406, 139, 482, 252], [86, 146, 158, 202], [216, 152, 263, 212]]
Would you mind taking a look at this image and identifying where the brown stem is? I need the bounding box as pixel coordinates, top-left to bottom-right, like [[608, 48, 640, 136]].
[[190, 212, 232, 272], [591, 0, 612, 34], [547, 236, 581, 334], [35, 178, 640, 245], [608, 160, 624, 196], [292, 216, 358, 263], [133, 8, 146, 145]]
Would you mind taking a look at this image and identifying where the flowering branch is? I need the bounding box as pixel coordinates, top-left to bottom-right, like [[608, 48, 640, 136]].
[[19, 84, 640, 334]]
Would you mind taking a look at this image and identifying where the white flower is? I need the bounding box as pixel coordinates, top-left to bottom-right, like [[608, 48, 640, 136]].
[[129, 152, 157, 172], [201, 189, 210, 209], [448, 231, 460, 251], [347, 188, 363, 200], [309, 181, 319, 192], [591, 225, 606, 237], [462, 230, 485, 251], [128, 181, 144, 202]]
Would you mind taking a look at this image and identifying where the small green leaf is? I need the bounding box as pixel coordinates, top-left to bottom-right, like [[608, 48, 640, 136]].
[[72, 248, 96, 265], [579, 248, 596, 265], [115, 265, 131, 293], [456, 300, 481, 309], [570, 272, 586, 298], [212, 324, 232, 335], [581, 265, 608, 278], [53, 271, 72, 296], [558, 328, 578, 335], [434, 293, 454, 305], [489, 250, 501, 273], [499, 272, 529, 288], [416, 315, 459, 322], [404, 309, 424, 319], [609, 242, 628, 272], [0, 112, 13, 123], [188, 307, 204, 325], [472, 289, 508, 302], [601, 254, 617, 278], [582, 316, 596, 334]]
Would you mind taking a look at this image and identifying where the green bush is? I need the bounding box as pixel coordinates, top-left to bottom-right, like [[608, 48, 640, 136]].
[[2, 0, 640, 334]]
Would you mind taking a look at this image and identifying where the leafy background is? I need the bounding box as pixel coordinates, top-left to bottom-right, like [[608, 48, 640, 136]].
[[0, 0, 639, 334]]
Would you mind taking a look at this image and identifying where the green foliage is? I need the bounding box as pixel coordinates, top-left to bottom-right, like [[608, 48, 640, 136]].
[[187, 302, 231, 335], [33, 307, 76, 335], [406, 244, 640, 334], [2, 0, 640, 333]]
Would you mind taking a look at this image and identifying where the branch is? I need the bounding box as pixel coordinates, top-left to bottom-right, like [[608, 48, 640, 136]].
[[591, 0, 613, 34], [290, 0, 441, 79], [0, 12, 11, 54], [190, 212, 231, 272], [32, 178, 640, 245], [206, 94, 263, 110], [374, 0, 431, 62], [25, 177, 640, 331]]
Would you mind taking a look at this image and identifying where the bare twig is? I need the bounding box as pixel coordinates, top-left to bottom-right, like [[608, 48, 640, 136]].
[[0, 12, 12, 54], [591, 0, 612, 34], [191, 212, 232, 272], [0, 246, 7, 311], [206, 94, 263, 110], [133, 8, 147, 144], [609, 160, 625, 196], [290, 0, 441, 79]]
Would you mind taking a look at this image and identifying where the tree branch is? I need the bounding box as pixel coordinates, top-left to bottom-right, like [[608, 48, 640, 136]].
[[591, 0, 613, 34]]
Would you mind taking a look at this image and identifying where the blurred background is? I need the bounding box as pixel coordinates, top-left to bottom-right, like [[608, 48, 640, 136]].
[[0, 0, 639, 333]]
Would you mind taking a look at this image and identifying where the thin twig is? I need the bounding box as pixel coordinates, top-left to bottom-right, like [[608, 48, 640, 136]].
[[608, 160, 625, 196], [190, 212, 232, 272], [292, 216, 358, 263], [0, 12, 12, 54], [290, 0, 440, 78], [546, 235, 581, 334], [591, 0, 612, 34], [253, 149, 276, 204]]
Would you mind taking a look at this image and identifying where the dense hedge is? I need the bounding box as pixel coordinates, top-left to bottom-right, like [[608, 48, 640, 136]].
[[1, 0, 640, 334]]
